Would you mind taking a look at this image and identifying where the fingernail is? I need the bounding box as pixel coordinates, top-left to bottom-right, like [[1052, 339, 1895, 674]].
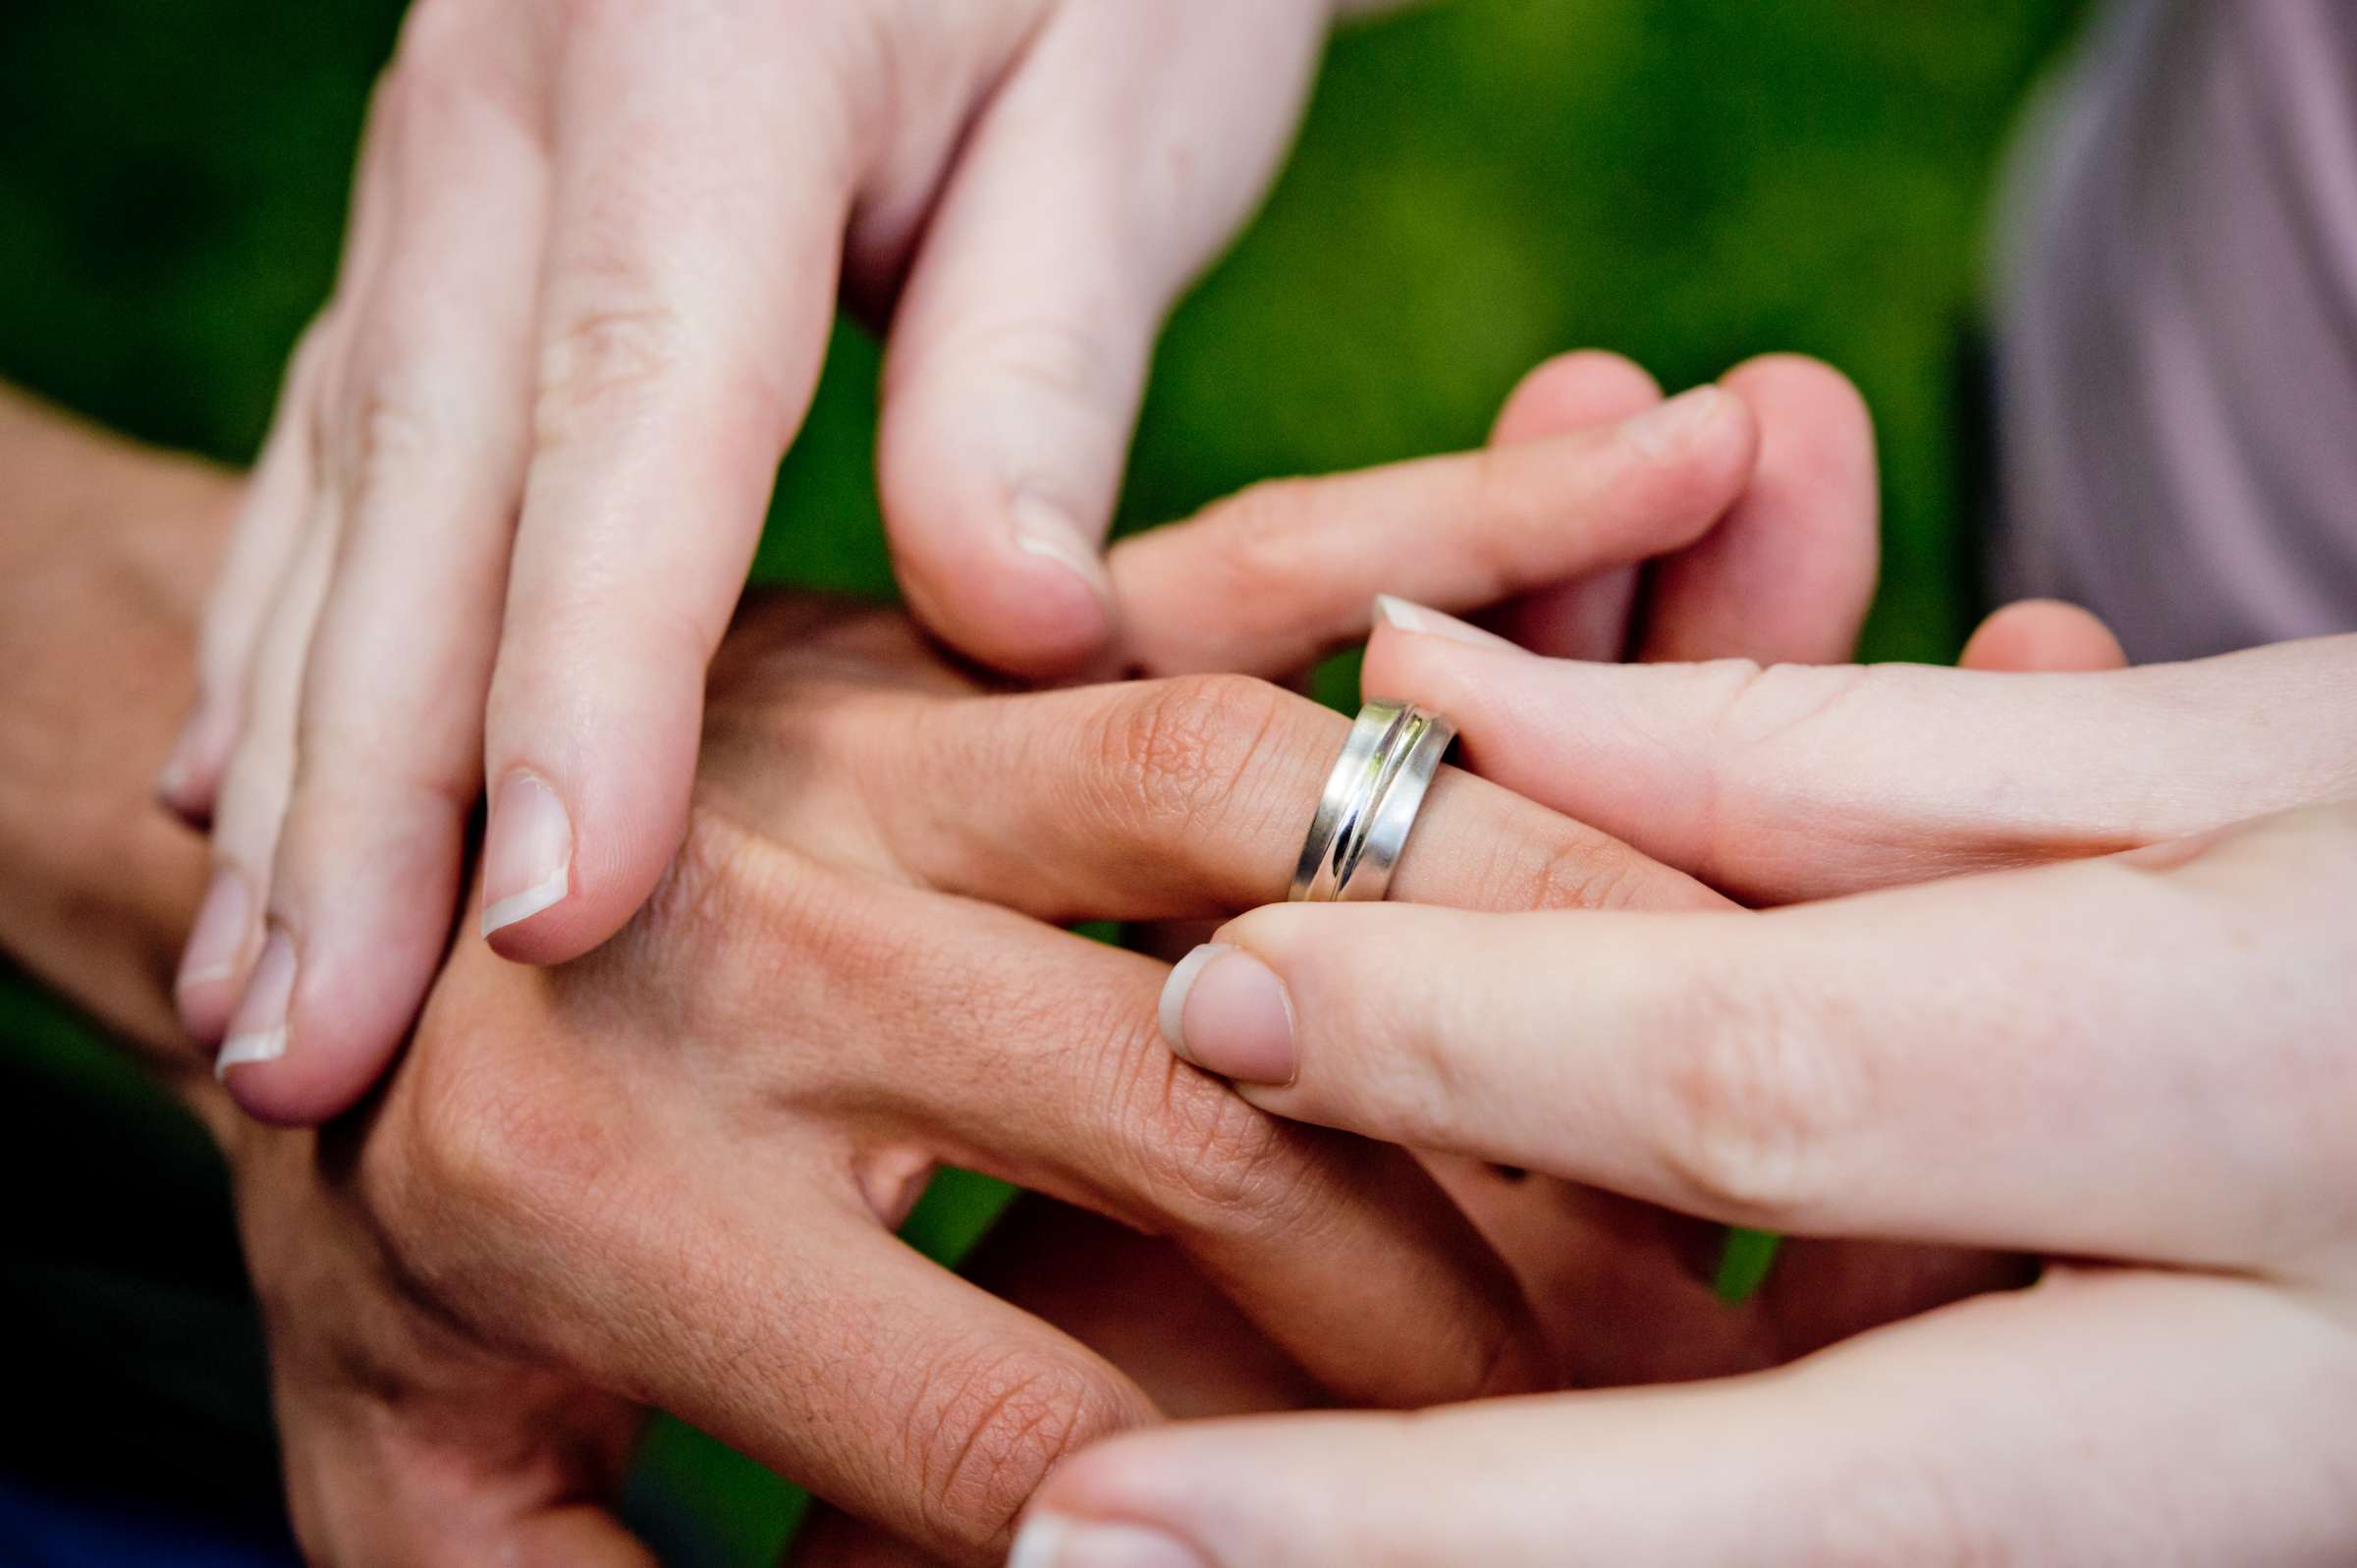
[[1623, 383, 1730, 461], [216, 928, 295, 1080], [1373, 593, 1521, 651], [1158, 943, 1297, 1086], [481, 771, 573, 936], [1011, 490, 1114, 607], [177, 867, 252, 991], [1008, 1513, 1210, 1568]]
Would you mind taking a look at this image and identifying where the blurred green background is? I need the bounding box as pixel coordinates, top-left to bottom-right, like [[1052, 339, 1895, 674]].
[[0, 1, 2084, 1561]]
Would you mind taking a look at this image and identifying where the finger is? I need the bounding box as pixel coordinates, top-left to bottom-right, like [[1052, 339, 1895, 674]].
[[1960, 597, 2128, 672], [1418, 1152, 2032, 1392], [790, 1200, 1315, 1568], [779, 871, 1552, 1414], [878, 0, 1329, 676], [1360, 618, 2357, 901], [228, 29, 548, 1124], [1160, 804, 2357, 1271], [1107, 384, 1756, 677], [1022, 1270, 2357, 1567], [477, 10, 856, 963], [180, 66, 408, 1050], [953, 1200, 1320, 1419], [1637, 353, 1879, 664], [163, 55, 410, 823], [597, 1204, 1158, 1567], [158, 317, 337, 824], [1478, 350, 1661, 659], [754, 672, 1726, 922], [175, 506, 335, 1052]]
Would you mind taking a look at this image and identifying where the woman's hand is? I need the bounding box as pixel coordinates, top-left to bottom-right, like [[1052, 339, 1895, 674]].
[[156, 0, 1366, 1125], [1018, 624, 2357, 1567]]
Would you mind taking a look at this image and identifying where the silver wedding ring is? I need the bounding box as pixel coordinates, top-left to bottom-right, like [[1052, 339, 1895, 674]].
[[1289, 699, 1456, 902]]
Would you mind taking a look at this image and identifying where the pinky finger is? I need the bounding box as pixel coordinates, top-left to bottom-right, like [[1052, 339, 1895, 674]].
[[1022, 1271, 2357, 1567]]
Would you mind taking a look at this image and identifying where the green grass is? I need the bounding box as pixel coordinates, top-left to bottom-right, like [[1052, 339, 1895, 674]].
[[0, 2, 2084, 1559]]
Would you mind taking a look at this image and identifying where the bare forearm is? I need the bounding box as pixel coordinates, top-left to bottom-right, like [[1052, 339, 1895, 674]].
[[0, 387, 234, 1111]]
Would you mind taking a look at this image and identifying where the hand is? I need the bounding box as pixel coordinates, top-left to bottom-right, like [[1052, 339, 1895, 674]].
[[197, 361, 1846, 1564], [0, 387, 232, 1064], [797, 367, 2128, 1567], [1019, 625, 2357, 1566], [155, 0, 1365, 1124], [0, 352, 1860, 1563]]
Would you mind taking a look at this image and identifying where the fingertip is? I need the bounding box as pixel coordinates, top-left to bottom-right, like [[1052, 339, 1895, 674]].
[[156, 701, 234, 829], [1960, 600, 2129, 673], [897, 504, 1118, 679], [214, 929, 437, 1126], [1622, 383, 1761, 521], [174, 864, 256, 1044], [1491, 349, 1662, 444], [1720, 352, 1872, 430], [475, 764, 685, 966], [1360, 611, 1544, 720], [1638, 354, 1878, 665]]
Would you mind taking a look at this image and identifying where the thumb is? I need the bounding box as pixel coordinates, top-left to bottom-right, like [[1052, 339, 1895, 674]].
[[877, 0, 1329, 677]]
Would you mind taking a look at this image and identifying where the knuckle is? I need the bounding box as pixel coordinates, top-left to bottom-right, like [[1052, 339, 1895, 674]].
[[1672, 658, 1869, 884], [1119, 1033, 1315, 1230], [333, 376, 441, 504], [1191, 474, 1323, 596], [386, 0, 539, 135], [905, 1347, 1139, 1548], [1519, 832, 1651, 913], [1701, 657, 1870, 751], [1805, 1449, 1996, 1568], [531, 292, 691, 448], [1085, 673, 1290, 838], [1649, 967, 1854, 1224], [900, 313, 1127, 423], [366, 1021, 608, 1287]]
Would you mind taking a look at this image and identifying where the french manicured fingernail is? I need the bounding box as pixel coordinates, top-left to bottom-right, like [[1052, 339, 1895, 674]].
[[481, 771, 573, 936], [1373, 593, 1521, 651], [216, 928, 294, 1080], [1008, 1514, 1210, 1568], [177, 867, 251, 991], [1623, 383, 1730, 461], [1011, 489, 1114, 607], [1159, 942, 1297, 1085]]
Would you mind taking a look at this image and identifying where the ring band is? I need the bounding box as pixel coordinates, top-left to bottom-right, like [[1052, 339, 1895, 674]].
[[1289, 699, 1456, 902]]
